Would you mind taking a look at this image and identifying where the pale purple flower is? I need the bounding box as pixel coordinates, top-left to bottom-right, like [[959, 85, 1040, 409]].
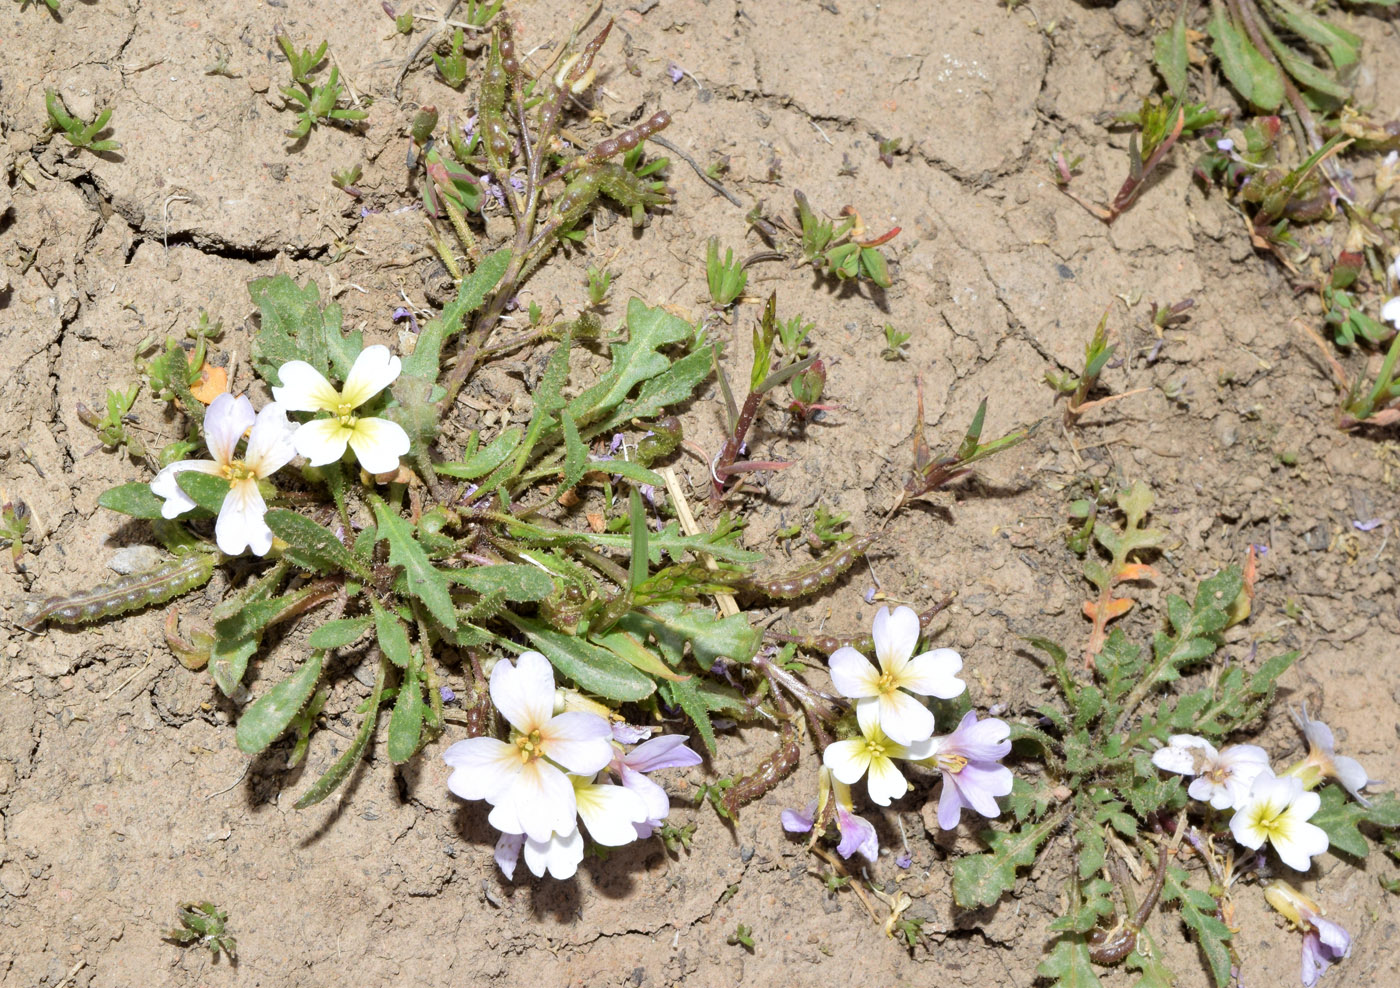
[[1216, 138, 1235, 152], [781, 800, 816, 834], [611, 722, 654, 744], [1265, 881, 1351, 987], [609, 734, 702, 837], [439, 685, 456, 704], [666, 62, 685, 84], [780, 775, 878, 862], [392, 307, 420, 334], [1352, 518, 1384, 532], [918, 711, 1013, 831], [1288, 705, 1377, 806]]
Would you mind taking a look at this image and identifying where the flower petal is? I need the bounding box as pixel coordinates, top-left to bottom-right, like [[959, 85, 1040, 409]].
[[828, 647, 881, 699], [876, 688, 935, 746], [522, 828, 584, 880], [950, 762, 1012, 819], [822, 739, 870, 786], [292, 417, 352, 466], [872, 605, 920, 672], [575, 780, 648, 846], [245, 402, 298, 478], [936, 779, 968, 831], [899, 647, 965, 699], [835, 808, 879, 862], [494, 832, 524, 881], [1334, 755, 1373, 803], [271, 360, 340, 413], [341, 345, 402, 409], [489, 758, 576, 843], [1383, 296, 1400, 330], [946, 711, 1012, 761], [865, 754, 908, 806], [619, 764, 672, 823], [442, 737, 522, 801], [782, 800, 818, 834], [215, 479, 271, 556], [346, 416, 411, 475], [204, 393, 256, 466], [540, 711, 614, 776], [490, 650, 556, 733], [1272, 817, 1329, 872], [624, 735, 702, 773], [150, 459, 222, 518]]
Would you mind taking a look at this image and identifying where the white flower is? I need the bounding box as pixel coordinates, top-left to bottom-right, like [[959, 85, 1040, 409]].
[[150, 393, 296, 556], [1151, 733, 1271, 810], [1230, 769, 1329, 872], [1382, 296, 1400, 331], [494, 830, 585, 881], [828, 605, 964, 745], [490, 777, 647, 881], [822, 699, 932, 806], [440, 651, 614, 843], [272, 345, 411, 474], [1287, 705, 1377, 806]]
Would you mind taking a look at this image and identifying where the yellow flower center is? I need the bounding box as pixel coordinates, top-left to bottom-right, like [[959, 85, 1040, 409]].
[[1250, 802, 1286, 840], [222, 460, 257, 482], [876, 669, 897, 693], [335, 399, 358, 419], [937, 753, 968, 775], [863, 735, 891, 760], [515, 729, 544, 764]]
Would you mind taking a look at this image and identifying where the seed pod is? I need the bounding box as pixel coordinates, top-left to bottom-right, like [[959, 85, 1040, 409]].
[[20, 552, 216, 632], [741, 530, 879, 601], [722, 721, 799, 817], [481, 30, 512, 174], [411, 105, 438, 146], [551, 166, 604, 227], [584, 111, 671, 165]]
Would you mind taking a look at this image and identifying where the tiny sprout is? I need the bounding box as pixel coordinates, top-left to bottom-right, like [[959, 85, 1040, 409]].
[[881, 323, 912, 361], [706, 238, 747, 309], [276, 35, 327, 86], [45, 90, 121, 153], [585, 265, 614, 307], [79, 384, 144, 457], [658, 820, 697, 852], [527, 300, 543, 326], [726, 923, 755, 951], [331, 163, 363, 197], [381, 3, 415, 33], [204, 47, 238, 79], [462, 0, 504, 27], [895, 916, 926, 949], [166, 901, 236, 963], [434, 28, 468, 89], [877, 135, 902, 168], [0, 499, 29, 570], [821, 872, 851, 894], [18, 0, 61, 10], [812, 504, 851, 545], [777, 312, 815, 357], [276, 37, 368, 140]]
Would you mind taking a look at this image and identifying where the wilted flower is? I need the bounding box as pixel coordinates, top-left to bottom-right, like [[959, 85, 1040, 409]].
[[609, 733, 702, 837], [918, 711, 1013, 830], [1230, 769, 1329, 872], [1151, 733, 1271, 810], [1265, 880, 1351, 987], [781, 767, 878, 863], [828, 605, 964, 746], [1284, 706, 1377, 806], [272, 345, 411, 474], [823, 700, 932, 806], [150, 393, 296, 556], [441, 651, 614, 843]]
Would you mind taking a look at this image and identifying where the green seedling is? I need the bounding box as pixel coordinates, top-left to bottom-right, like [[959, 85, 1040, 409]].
[[785, 357, 831, 423], [1047, 306, 1146, 423], [331, 163, 363, 197], [894, 916, 925, 949], [459, 0, 503, 26], [277, 36, 368, 140], [881, 323, 911, 361], [77, 385, 145, 457], [776, 311, 814, 357], [585, 265, 613, 307], [792, 190, 895, 288], [434, 28, 468, 88], [877, 135, 902, 168], [658, 820, 696, 852], [382, 3, 415, 33], [134, 310, 222, 414], [166, 901, 236, 963], [45, 90, 121, 153], [204, 47, 238, 79], [1074, 480, 1163, 668], [17, 0, 60, 12], [0, 499, 29, 570], [726, 924, 755, 951], [706, 238, 747, 309], [896, 383, 1033, 512], [811, 504, 850, 546]]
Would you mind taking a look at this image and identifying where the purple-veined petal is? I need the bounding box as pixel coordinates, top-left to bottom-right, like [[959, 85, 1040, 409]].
[[625, 734, 702, 773], [494, 831, 524, 880], [541, 712, 615, 776], [945, 711, 1011, 761], [834, 807, 878, 862], [782, 799, 817, 834], [948, 762, 1012, 819], [936, 778, 969, 831]]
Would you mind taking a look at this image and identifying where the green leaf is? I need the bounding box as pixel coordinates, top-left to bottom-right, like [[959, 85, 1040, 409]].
[[499, 516, 763, 564], [372, 599, 413, 669], [176, 472, 230, 515], [567, 299, 692, 423], [628, 489, 649, 592], [371, 499, 458, 630], [308, 615, 373, 650], [658, 674, 747, 754], [953, 812, 1064, 908], [248, 275, 331, 382], [598, 344, 715, 432], [387, 653, 425, 763], [436, 427, 522, 479], [444, 564, 555, 601], [616, 601, 760, 670], [1154, 8, 1188, 97], [593, 458, 666, 488], [295, 657, 386, 809], [402, 248, 510, 385], [559, 411, 589, 493], [1163, 864, 1232, 988], [1208, 6, 1284, 111], [98, 482, 168, 519], [1312, 783, 1368, 857], [593, 629, 689, 681], [1037, 937, 1103, 988], [264, 509, 371, 579], [505, 614, 655, 701], [236, 652, 323, 753], [209, 636, 257, 698], [1269, 0, 1359, 71]]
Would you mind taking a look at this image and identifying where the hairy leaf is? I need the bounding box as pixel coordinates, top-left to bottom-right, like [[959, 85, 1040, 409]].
[[295, 658, 386, 809], [265, 509, 371, 580], [236, 652, 324, 754], [372, 499, 458, 630], [98, 482, 169, 520], [658, 674, 747, 754], [506, 615, 655, 701]]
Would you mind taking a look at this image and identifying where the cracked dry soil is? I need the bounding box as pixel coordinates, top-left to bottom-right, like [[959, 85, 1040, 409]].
[[2, 1, 1400, 985]]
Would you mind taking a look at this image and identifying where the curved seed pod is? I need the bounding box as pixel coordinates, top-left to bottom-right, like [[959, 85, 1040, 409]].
[[498, 25, 519, 76], [721, 721, 799, 816], [565, 19, 612, 91], [481, 30, 512, 175], [741, 530, 879, 601], [584, 111, 672, 165], [551, 166, 604, 227], [20, 552, 216, 633]]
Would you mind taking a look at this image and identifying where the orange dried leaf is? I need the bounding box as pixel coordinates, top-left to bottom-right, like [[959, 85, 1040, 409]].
[[189, 364, 228, 404], [1114, 563, 1160, 583], [586, 512, 606, 533], [1083, 597, 1134, 622]]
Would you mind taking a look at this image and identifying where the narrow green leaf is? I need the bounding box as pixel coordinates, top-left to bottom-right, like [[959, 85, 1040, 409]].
[[372, 600, 413, 668], [592, 458, 666, 488], [295, 657, 386, 809], [559, 411, 588, 493], [436, 427, 522, 479], [628, 489, 648, 591], [444, 564, 555, 601], [659, 675, 747, 754], [593, 630, 689, 682], [98, 482, 168, 519], [265, 509, 371, 579], [210, 636, 257, 697], [616, 601, 760, 670], [371, 499, 458, 630], [505, 614, 655, 701], [175, 472, 230, 515], [308, 615, 373, 650], [387, 654, 425, 763], [236, 652, 323, 753], [1208, 7, 1284, 110], [1154, 8, 1189, 96], [402, 248, 511, 384]]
